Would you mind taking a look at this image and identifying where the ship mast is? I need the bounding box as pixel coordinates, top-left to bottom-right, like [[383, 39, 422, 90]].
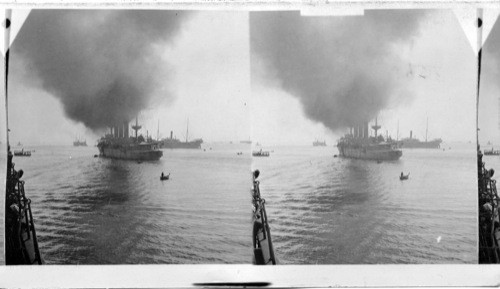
[[425, 117, 428, 143], [371, 117, 381, 137], [131, 116, 141, 142], [186, 118, 189, 143], [397, 120, 399, 141]]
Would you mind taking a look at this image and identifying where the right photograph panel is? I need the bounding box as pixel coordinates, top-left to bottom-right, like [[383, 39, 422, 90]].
[[250, 9, 478, 264]]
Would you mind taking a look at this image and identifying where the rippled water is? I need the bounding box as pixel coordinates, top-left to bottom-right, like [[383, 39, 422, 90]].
[[13, 143, 477, 264], [253, 144, 477, 264], [14, 144, 253, 264]]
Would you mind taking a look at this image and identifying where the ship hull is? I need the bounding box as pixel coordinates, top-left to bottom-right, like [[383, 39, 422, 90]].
[[401, 140, 441, 149], [162, 142, 202, 149], [337, 146, 402, 161], [99, 147, 163, 161]]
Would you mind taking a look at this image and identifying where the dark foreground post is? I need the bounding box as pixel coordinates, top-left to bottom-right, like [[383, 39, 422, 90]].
[[478, 149, 500, 263], [5, 150, 43, 265], [251, 170, 277, 265]]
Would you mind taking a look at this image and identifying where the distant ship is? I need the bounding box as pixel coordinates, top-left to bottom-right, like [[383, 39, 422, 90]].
[[313, 140, 326, 146], [252, 149, 270, 157], [337, 119, 402, 161], [484, 148, 500, 156], [160, 121, 203, 149], [400, 119, 442, 149], [97, 118, 163, 161], [240, 139, 252, 144], [73, 137, 87, 147]]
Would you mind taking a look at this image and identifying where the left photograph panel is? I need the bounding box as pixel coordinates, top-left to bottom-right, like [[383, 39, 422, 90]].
[[2, 9, 252, 264]]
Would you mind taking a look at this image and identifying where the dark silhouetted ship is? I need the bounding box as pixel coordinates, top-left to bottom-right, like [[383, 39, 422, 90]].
[[97, 119, 163, 161], [313, 140, 326, 146], [160, 119, 202, 149], [337, 119, 402, 161], [400, 119, 442, 149], [161, 131, 203, 149], [73, 137, 87, 147]]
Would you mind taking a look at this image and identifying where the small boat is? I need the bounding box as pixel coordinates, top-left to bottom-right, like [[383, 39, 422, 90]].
[[13, 149, 31, 157], [160, 173, 170, 181], [252, 149, 270, 157], [400, 172, 410, 180], [484, 148, 500, 156]]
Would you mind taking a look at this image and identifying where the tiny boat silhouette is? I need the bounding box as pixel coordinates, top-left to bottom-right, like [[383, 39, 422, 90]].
[[252, 149, 270, 157], [160, 172, 170, 181], [400, 172, 410, 180], [13, 149, 31, 157]]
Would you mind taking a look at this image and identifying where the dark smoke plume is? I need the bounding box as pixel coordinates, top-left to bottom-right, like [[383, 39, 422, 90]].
[[251, 10, 427, 132], [12, 10, 190, 130]]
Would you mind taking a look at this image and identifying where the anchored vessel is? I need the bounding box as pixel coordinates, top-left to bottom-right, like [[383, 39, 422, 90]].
[[252, 170, 277, 265], [73, 138, 87, 147], [484, 148, 500, 156], [160, 120, 203, 149], [400, 119, 442, 149], [252, 149, 270, 157], [161, 131, 202, 149], [337, 119, 402, 161], [13, 148, 31, 157], [97, 119, 163, 161], [313, 140, 327, 146]]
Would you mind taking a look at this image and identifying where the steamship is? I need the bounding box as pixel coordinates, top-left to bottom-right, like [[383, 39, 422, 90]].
[[160, 120, 203, 149], [400, 118, 442, 149], [73, 137, 87, 147], [313, 140, 327, 146], [337, 119, 402, 161], [97, 118, 163, 161], [160, 131, 202, 149]]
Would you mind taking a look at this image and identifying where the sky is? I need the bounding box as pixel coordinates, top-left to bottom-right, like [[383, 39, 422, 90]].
[[5, 10, 250, 146], [1, 9, 499, 147], [251, 10, 480, 146]]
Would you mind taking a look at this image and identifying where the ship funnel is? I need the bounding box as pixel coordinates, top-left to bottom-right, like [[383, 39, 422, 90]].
[[123, 121, 129, 138]]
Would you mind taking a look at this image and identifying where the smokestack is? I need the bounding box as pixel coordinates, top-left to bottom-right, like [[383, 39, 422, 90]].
[[410, 130, 413, 139], [170, 130, 173, 139], [124, 121, 129, 138]]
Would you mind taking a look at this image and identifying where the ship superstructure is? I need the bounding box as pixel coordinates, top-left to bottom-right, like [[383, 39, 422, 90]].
[[337, 119, 402, 161], [97, 118, 163, 161]]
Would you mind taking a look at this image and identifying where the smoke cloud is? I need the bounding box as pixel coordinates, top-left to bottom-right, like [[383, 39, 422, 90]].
[[12, 10, 190, 130], [250, 10, 427, 132]]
